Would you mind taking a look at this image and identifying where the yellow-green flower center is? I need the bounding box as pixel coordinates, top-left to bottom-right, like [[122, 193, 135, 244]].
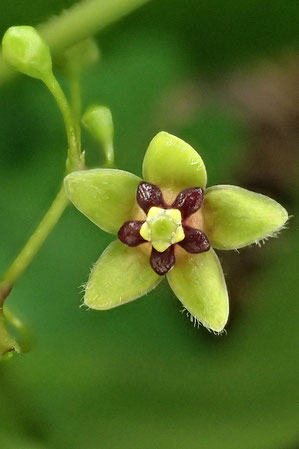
[[140, 206, 185, 252]]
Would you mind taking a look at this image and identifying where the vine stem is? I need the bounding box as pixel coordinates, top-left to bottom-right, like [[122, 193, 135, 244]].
[[44, 72, 81, 166], [104, 142, 115, 167], [68, 73, 82, 153], [1, 185, 68, 286], [0, 71, 83, 289]]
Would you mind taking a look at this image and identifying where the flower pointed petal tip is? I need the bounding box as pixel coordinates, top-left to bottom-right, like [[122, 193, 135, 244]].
[[64, 169, 141, 234], [203, 185, 289, 250], [84, 241, 161, 310], [167, 249, 229, 332], [142, 131, 207, 191]]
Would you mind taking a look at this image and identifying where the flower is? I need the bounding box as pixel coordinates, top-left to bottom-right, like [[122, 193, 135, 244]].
[[64, 132, 288, 332]]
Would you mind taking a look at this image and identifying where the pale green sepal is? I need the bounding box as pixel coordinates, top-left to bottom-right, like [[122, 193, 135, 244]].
[[167, 249, 229, 332], [2, 26, 52, 80], [64, 169, 141, 234], [203, 185, 289, 250], [85, 240, 161, 310], [142, 132, 207, 191]]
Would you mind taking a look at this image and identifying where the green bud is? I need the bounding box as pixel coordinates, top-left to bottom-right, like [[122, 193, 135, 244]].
[[60, 38, 100, 75], [0, 283, 30, 360], [82, 105, 114, 166], [0, 308, 20, 361], [82, 105, 114, 145], [2, 26, 52, 80]]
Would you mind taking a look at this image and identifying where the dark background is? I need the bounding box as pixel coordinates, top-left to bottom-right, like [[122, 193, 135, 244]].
[[0, 1, 298, 448]]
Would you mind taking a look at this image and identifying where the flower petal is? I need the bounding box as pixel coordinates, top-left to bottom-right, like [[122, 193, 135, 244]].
[[167, 249, 229, 332], [142, 132, 207, 192], [171, 187, 204, 220], [64, 169, 141, 234], [179, 226, 210, 253], [84, 241, 161, 310], [118, 221, 145, 247], [203, 185, 288, 250], [150, 246, 175, 276], [136, 181, 165, 213]]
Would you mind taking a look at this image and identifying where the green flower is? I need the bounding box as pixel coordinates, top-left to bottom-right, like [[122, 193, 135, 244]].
[[64, 132, 288, 332]]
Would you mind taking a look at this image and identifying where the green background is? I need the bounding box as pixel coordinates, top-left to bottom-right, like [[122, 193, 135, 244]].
[[0, 1, 298, 448]]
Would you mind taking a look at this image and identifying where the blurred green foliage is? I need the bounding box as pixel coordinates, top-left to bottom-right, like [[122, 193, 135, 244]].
[[0, 1, 298, 448]]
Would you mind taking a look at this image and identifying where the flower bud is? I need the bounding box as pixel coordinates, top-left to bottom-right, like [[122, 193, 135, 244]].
[[0, 308, 20, 361], [2, 26, 52, 80], [82, 105, 114, 165]]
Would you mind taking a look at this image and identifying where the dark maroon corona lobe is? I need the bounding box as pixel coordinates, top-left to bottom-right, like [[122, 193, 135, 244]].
[[136, 182, 165, 214], [118, 221, 145, 247], [150, 246, 175, 276], [179, 225, 210, 254], [171, 187, 204, 220]]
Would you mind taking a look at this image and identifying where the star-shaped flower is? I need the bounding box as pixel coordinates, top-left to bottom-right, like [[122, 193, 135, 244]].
[[64, 132, 288, 332]]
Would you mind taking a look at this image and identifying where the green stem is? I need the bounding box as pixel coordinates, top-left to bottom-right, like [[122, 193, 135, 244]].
[[0, 57, 84, 293], [69, 73, 82, 153], [44, 72, 80, 167], [1, 186, 68, 286], [104, 142, 115, 167]]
